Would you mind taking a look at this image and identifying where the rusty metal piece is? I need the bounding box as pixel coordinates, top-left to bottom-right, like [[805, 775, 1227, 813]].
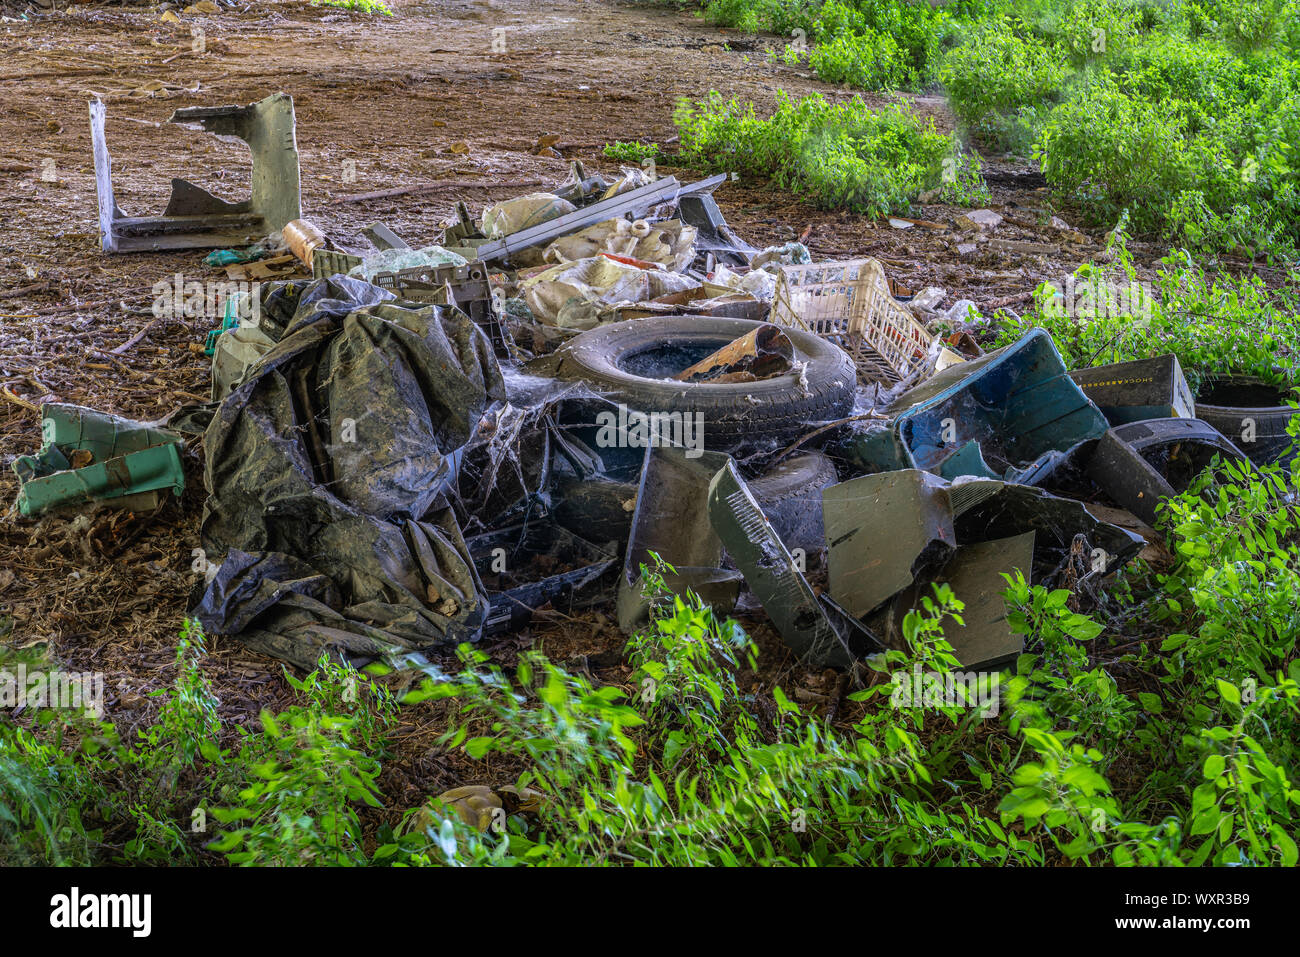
[[674, 323, 794, 383], [91, 92, 301, 253]]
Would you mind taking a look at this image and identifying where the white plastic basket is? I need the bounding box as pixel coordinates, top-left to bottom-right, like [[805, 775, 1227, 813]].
[[768, 258, 934, 385]]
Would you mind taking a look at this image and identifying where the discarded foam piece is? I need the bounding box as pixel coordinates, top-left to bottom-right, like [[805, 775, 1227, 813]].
[[847, 329, 1110, 480], [466, 522, 618, 635], [708, 459, 878, 667], [1068, 354, 1194, 426], [91, 92, 301, 253], [12, 404, 184, 516], [1087, 417, 1251, 526], [615, 445, 742, 632]]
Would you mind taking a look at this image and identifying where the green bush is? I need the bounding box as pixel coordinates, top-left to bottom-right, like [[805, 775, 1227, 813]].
[[808, 28, 915, 90], [673, 91, 959, 216], [938, 28, 1069, 133], [996, 237, 1300, 386]]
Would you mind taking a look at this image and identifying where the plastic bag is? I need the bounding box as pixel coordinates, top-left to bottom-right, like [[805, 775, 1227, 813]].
[[348, 245, 467, 282], [481, 192, 577, 239], [543, 218, 697, 271]]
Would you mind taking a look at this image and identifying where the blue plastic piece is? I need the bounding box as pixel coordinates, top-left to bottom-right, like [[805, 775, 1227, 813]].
[[843, 329, 1110, 480]]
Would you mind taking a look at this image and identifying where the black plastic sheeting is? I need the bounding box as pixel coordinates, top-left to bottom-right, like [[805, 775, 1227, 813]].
[[192, 277, 506, 669]]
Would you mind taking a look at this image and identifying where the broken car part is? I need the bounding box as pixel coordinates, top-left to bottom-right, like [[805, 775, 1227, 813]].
[[467, 522, 618, 635], [91, 92, 301, 253], [822, 470, 1143, 656], [848, 329, 1110, 481], [747, 450, 838, 565], [615, 446, 742, 632], [678, 192, 756, 268], [707, 458, 878, 667], [874, 532, 1035, 670], [823, 469, 957, 621], [1087, 417, 1252, 526]]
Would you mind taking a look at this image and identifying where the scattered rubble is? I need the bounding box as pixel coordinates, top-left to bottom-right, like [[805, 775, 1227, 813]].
[[15, 89, 1286, 677]]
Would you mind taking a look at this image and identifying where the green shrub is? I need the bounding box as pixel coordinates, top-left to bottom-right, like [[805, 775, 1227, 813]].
[[673, 91, 958, 216], [997, 236, 1300, 385], [939, 28, 1069, 133], [602, 141, 663, 164], [808, 28, 915, 89]]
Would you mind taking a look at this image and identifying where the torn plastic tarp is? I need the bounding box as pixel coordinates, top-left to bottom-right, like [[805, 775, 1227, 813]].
[[192, 275, 506, 670], [454, 371, 613, 536]]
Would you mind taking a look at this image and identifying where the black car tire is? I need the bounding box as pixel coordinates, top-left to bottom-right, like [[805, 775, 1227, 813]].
[[550, 315, 856, 453]]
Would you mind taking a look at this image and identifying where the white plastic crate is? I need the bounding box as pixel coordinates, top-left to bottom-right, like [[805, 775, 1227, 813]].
[[768, 257, 935, 385]]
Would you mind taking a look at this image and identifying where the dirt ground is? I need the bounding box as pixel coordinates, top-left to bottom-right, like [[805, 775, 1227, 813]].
[[0, 0, 1281, 804]]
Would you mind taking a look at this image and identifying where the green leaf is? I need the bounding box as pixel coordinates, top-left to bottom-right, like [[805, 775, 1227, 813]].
[[1203, 754, 1226, 780], [1215, 679, 1240, 705], [1137, 692, 1164, 713]]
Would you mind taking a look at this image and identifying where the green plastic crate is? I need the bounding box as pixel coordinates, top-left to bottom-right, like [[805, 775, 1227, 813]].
[[13, 404, 185, 516]]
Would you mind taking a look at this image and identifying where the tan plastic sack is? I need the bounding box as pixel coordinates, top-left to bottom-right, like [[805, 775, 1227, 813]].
[[600, 166, 653, 200], [520, 256, 696, 330], [481, 192, 577, 240], [543, 218, 697, 271]]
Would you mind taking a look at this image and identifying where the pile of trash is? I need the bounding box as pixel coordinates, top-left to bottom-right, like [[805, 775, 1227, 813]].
[[14, 91, 1291, 673]]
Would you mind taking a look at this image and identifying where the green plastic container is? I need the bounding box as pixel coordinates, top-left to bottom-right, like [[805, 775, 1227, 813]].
[[13, 404, 185, 516]]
